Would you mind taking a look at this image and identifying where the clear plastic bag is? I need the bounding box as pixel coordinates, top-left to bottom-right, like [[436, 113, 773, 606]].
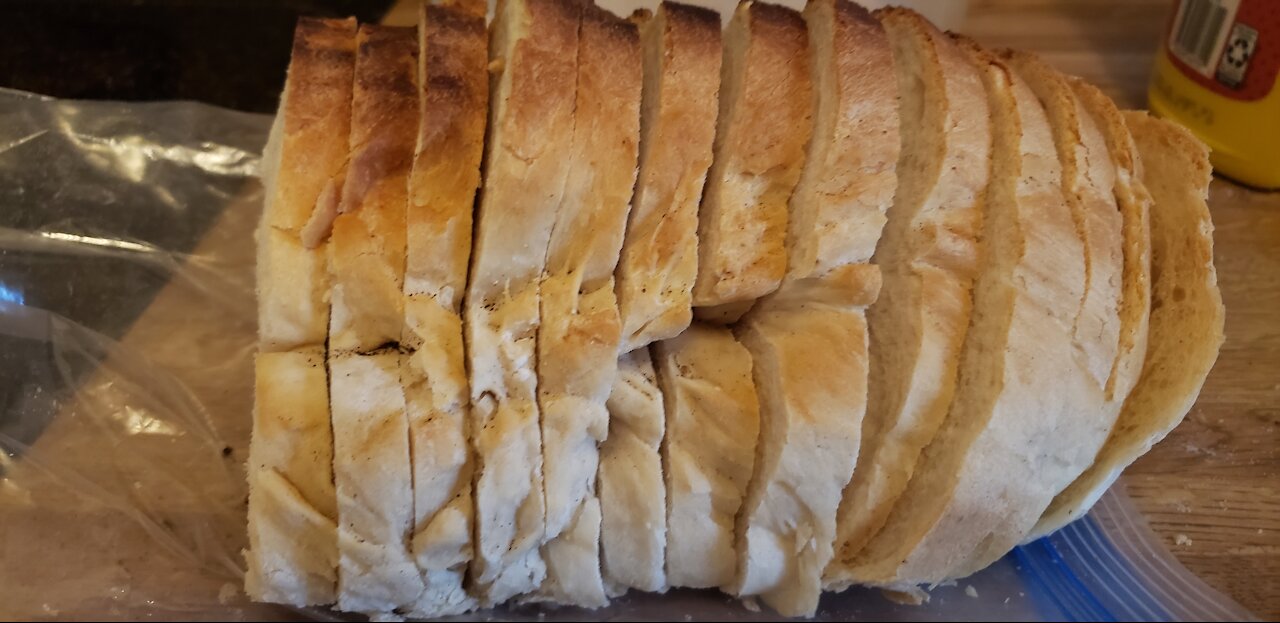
[[0, 88, 1255, 621]]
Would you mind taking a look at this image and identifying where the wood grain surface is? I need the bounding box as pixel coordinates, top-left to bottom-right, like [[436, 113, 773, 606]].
[[966, 0, 1280, 618]]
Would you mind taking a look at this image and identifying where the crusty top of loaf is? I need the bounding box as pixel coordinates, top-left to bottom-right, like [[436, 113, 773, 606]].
[[786, 0, 898, 282], [404, 3, 487, 311], [544, 2, 641, 288], [467, 0, 581, 302], [269, 17, 357, 234], [329, 25, 417, 353], [692, 0, 811, 307]]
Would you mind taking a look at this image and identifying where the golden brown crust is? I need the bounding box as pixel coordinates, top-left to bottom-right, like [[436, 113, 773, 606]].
[[404, 4, 488, 312], [273, 18, 358, 233], [692, 0, 811, 311]]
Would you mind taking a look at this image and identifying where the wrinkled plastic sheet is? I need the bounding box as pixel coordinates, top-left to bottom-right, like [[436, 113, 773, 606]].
[[0, 88, 1255, 621]]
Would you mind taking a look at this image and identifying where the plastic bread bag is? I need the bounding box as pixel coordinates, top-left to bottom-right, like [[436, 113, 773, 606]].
[[0, 88, 1254, 621]]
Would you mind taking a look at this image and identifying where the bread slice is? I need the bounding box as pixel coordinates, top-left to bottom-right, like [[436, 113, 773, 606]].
[[246, 16, 353, 607], [615, 2, 722, 351], [826, 8, 990, 587], [1031, 112, 1223, 538], [330, 350, 420, 613], [732, 276, 878, 617], [534, 5, 641, 608], [244, 348, 338, 606], [327, 25, 422, 614], [256, 17, 355, 352], [845, 39, 1094, 585], [786, 0, 898, 281], [691, 1, 811, 323], [1008, 51, 1125, 395], [654, 323, 759, 590], [399, 2, 488, 616], [464, 0, 580, 605], [729, 1, 896, 615], [599, 348, 667, 595]]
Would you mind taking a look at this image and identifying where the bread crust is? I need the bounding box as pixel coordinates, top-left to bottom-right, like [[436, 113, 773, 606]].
[[257, 17, 356, 352], [691, 0, 811, 314], [615, 1, 722, 351]]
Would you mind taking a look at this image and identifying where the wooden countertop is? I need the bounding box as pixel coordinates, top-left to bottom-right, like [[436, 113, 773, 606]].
[[967, 0, 1280, 618]]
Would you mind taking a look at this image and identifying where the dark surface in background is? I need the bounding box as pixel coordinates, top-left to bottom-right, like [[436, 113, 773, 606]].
[[0, 3, 378, 446], [1, 0, 396, 112]]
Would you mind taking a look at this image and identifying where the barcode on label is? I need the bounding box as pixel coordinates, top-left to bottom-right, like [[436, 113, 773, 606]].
[[1170, 0, 1238, 75]]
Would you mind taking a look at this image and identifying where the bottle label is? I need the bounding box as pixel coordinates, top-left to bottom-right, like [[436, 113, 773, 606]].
[[1166, 0, 1278, 101]]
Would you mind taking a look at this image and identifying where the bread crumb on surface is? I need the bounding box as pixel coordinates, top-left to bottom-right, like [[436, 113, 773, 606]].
[[1174, 533, 1193, 546], [964, 585, 979, 598]]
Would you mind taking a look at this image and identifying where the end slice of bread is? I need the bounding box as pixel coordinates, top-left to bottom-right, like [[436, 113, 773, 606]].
[[616, 2, 722, 351], [654, 323, 759, 591], [691, 0, 811, 318], [1032, 111, 1223, 538], [256, 17, 356, 352]]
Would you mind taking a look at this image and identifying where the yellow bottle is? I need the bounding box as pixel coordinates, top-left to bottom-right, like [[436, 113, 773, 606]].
[[1148, 0, 1280, 190]]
